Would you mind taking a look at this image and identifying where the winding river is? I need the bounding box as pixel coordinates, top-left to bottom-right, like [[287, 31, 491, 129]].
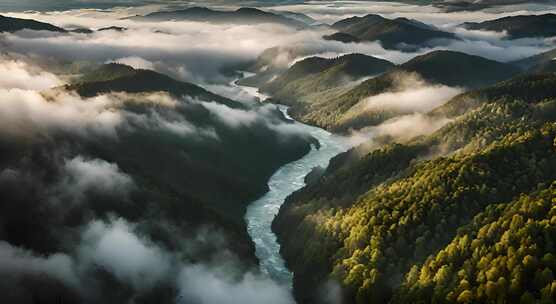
[[238, 83, 350, 288]]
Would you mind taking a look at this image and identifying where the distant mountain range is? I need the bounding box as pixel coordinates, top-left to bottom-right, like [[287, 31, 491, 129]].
[[0, 14, 131, 34], [134, 7, 307, 28], [462, 13, 556, 39], [326, 14, 458, 51], [0, 14, 66, 33]]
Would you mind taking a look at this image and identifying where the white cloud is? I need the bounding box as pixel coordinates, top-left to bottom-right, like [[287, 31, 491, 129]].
[[371, 113, 453, 140], [177, 264, 295, 304], [349, 113, 453, 145], [59, 156, 135, 200], [202, 101, 260, 128], [0, 241, 80, 289], [0, 88, 123, 138], [0, 58, 64, 90], [364, 85, 463, 113], [78, 218, 173, 290]]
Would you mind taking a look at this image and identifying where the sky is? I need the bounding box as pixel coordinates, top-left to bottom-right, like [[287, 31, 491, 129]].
[[1, 0, 555, 12]]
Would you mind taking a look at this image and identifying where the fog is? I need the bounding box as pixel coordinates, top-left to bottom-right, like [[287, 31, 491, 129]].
[[0, 2, 551, 95], [0, 50, 309, 302], [363, 74, 463, 113], [58, 156, 135, 202], [0, 57, 63, 90]]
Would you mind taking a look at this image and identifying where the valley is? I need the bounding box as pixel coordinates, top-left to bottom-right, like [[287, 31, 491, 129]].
[[0, 1, 555, 304]]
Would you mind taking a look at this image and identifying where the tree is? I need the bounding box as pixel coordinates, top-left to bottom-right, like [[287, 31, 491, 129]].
[[457, 290, 473, 303]]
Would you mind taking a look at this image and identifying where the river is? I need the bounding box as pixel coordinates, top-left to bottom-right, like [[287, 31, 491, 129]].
[[238, 83, 350, 288]]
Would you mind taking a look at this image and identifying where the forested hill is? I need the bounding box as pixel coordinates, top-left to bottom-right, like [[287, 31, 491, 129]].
[[327, 14, 457, 51], [272, 72, 556, 304], [324, 14, 458, 51], [462, 13, 556, 39], [261, 50, 520, 133], [399, 50, 520, 88], [67, 63, 238, 107], [261, 53, 395, 100]]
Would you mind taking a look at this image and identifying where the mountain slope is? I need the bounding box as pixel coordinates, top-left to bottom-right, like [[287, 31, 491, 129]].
[[262, 53, 395, 99], [512, 48, 556, 73], [272, 73, 556, 304], [0, 14, 66, 33], [462, 14, 556, 39], [328, 14, 457, 50], [262, 50, 520, 132], [392, 181, 556, 304], [68, 64, 238, 108], [432, 73, 556, 118], [0, 64, 316, 302], [236, 46, 313, 88], [399, 50, 521, 88], [136, 7, 306, 28]]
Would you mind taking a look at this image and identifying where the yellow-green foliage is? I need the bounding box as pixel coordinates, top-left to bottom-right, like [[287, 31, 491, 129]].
[[325, 124, 556, 303], [393, 182, 556, 304]]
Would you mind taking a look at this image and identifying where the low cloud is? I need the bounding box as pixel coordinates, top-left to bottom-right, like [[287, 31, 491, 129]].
[[362, 73, 463, 113], [349, 114, 453, 146], [0, 241, 80, 289], [58, 156, 135, 202], [1, 10, 330, 84], [202, 101, 261, 128], [364, 85, 463, 113], [0, 88, 123, 138], [78, 218, 174, 291], [0, 215, 296, 303], [202, 101, 310, 137], [0, 57, 64, 90], [371, 113, 452, 141], [177, 263, 295, 304], [0, 70, 218, 140]]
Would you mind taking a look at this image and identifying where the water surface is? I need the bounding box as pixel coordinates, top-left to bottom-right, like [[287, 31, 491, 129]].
[[239, 84, 350, 287]]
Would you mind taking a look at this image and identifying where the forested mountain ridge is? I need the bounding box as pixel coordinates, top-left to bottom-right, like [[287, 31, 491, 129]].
[[462, 13, 556, 39], [135, 7, 306, 28], [398, 50, 520, 88], [261, 50, 520, 133], [261, 53, 395, 101], [67, 63, 238, 107], [327, 14, 457, 51], [272, 72, 556, 304]]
